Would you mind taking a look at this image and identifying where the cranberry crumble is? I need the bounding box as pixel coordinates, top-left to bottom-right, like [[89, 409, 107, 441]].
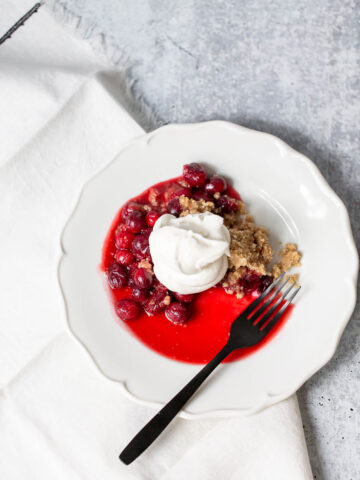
[[101, 163, 301, 364]]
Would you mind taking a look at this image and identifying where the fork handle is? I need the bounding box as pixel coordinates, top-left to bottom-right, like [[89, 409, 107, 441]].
[[119, 342, 233, 465]]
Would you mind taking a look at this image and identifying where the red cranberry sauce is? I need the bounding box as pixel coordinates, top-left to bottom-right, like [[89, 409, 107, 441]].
[[101, 168, 290, 364]]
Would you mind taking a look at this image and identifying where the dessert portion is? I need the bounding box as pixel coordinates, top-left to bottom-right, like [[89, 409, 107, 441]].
[[101, 162, 301, 363]]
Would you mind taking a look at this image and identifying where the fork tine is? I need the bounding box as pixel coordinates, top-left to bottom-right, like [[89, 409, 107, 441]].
[[261, 285, 301, 335], [255, 281, 297, 329], [241, 272, 286, 318], [249, 276, 289, 321]]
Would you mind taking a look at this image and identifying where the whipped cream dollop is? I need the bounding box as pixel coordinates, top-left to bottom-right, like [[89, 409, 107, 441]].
[[149, 212, 230, 294]]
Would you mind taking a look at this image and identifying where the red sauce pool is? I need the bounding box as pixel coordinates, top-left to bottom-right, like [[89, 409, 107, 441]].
[[101, 176, 292, 364]]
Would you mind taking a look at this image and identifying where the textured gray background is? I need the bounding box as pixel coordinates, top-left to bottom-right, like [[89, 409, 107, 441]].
[[56, 0, 359, 478]]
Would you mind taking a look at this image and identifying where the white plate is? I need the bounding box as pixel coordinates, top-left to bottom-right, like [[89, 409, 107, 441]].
[[58, 121, 358, 418]]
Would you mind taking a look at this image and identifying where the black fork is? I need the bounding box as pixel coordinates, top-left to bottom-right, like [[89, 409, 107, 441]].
[[120, 273, 300, 465]]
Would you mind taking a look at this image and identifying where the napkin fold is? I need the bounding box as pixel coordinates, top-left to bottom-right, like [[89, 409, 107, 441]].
[[0, 2, 312, 479]]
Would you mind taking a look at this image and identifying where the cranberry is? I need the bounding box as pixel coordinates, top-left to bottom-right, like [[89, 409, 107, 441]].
[[164, 184, 189, 202], [126, 262, 139, 284], [126, 211, 146, 233], [115, 231, 134, 250], [173, 292, 195, 303], [153, 280, 168, 293], [107, 263, 127, 289], [144, 291, 169, 315], [131, 287, 149, 304], [183, 163, 207, 186], [165, 302, 189, 325], [133, 268, 153, 289], [204, 175, 227, 194], [131, 234, 150, 259], [167, 197, 182, 216], [260, 275, 273, 292], [146, 210, 160, 227], [115, 249, 134, 266], [192, 190, 213, 203], [217, 194, 239, 213], [122, 202, 144, 221], [115, 299, 140, 321], [241, 271, 261, 295], [170, 187, 191, 199], [140, 227, 153, 237]]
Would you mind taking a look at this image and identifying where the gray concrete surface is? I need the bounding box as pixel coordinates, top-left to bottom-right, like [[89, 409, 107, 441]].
[[52, 1, 360, 478]]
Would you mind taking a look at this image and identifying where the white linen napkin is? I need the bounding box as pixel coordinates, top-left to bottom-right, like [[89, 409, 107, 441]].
[[0, 2, 313, 479]]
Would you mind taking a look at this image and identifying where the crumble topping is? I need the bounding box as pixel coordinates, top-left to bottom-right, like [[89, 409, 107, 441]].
[[148, 187, 162, 207], [225, 213, 273, 275], [274, 243, 301, 272], [179, 196, 215, 215], [138, 259, 153, 271], [272, 243, 301, 283]]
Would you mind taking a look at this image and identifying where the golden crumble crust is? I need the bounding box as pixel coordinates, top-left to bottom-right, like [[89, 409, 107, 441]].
[[272, 243, 302, 278], [179, 196, 215, 215], [148, 187, 161, 207], [138, 259, 153, 272]]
